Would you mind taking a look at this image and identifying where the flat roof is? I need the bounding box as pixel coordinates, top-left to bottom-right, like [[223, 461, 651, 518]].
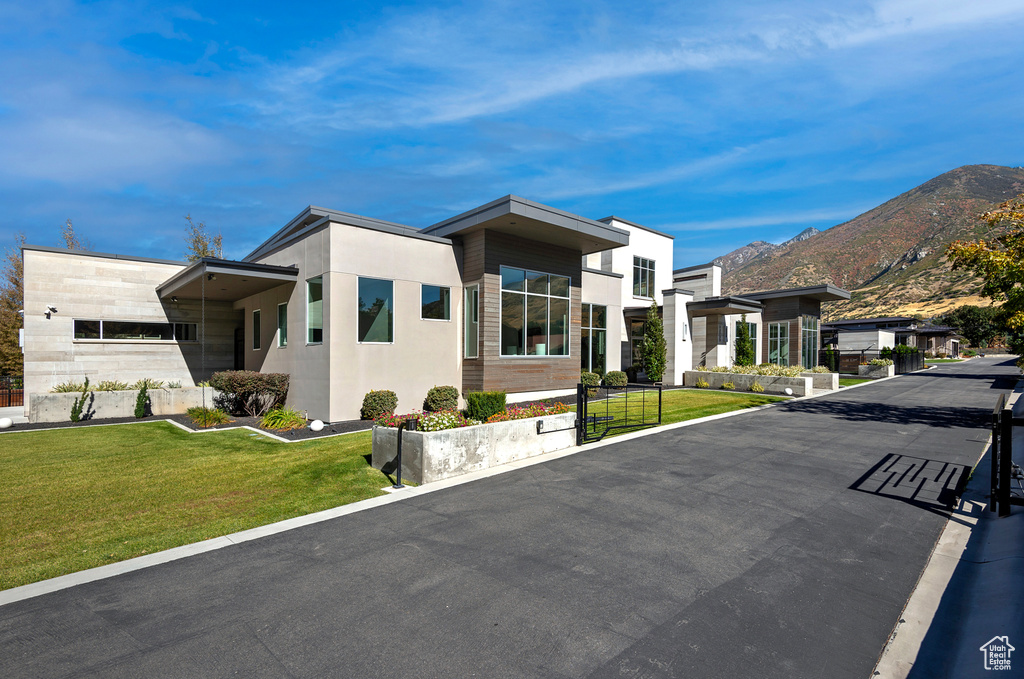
[[22, 244, 184, 267], [245, 205, 452, 262], [422, 195, 629, 255], [596, 216, 675, 240], [824, 316, 918, 326], [742, 284, 851, 303], [673, 262, 719, 275], [157, 258, 299, 302], [687, 296, 763, 317], [582, 266, 624, 279]]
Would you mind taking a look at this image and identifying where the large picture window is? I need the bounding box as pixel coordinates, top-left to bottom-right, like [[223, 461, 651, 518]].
[[500, 266, 569, 356], [307, 276, 323, 344], [768, 321, 790, 366], [358, 277, 393, 343], [581, 303, 607, 375], [465, 285, 479, 359], [633, 256, 655, 298], [736, 319, 757, 359], [73, 320, 196, 342], [801, 316, 819, 369], [421, 284, 451, 321]]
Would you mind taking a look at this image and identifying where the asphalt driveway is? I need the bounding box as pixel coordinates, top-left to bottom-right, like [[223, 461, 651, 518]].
[[1, 358, 1016, 678]]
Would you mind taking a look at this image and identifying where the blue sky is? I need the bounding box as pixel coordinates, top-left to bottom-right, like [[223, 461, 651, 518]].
[[2, 0, 1023, 268]]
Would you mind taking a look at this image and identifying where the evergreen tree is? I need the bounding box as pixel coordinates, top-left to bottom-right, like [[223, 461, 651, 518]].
[[641, 302, 667, 382], [0, 234, 25, 375], [734, 314, 755, 366]]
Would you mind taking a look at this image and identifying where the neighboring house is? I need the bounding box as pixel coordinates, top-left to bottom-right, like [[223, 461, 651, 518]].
[[821, 317, 962, 356], [21, 195, 850, 422]]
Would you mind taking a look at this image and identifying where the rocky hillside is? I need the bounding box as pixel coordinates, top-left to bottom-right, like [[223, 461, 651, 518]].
[[714, 227, 819, 272], [720, 164, 1024, 319]]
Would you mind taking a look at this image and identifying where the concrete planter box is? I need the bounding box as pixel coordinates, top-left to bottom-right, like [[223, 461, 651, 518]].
[[684, 371, 812, 396], [858, 363, 895, 379], [800, 371, 839, 391], [28, 387, 220, 423], [371, 412, 577, 485]]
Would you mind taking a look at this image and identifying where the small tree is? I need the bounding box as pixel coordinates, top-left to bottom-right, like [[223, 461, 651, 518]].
[[184, 214, 224, 262], [641, 302, 667, 382], [734, 314, 755, 366], [60, 218, 91, 251]]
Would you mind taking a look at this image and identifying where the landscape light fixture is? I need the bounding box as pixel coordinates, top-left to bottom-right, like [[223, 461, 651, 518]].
[[207, 273, 216, 281]]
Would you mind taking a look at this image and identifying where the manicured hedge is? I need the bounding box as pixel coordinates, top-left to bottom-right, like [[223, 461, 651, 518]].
[[361, 390, 398, 420], [465, 391, 506, 422], [602, 370, 627, 388]]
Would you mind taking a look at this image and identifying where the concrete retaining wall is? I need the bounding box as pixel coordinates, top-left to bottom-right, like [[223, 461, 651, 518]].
[[801, 372, 839, 391], [29, 387, 219, 423], [858, 364, 895, 379], [684, 371, 813, 396], [371, 412, 577, 485]]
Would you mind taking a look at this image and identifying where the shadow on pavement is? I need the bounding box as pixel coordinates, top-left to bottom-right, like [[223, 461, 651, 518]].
[[850, 453, 971, 522], [782, 399, 992, 429]]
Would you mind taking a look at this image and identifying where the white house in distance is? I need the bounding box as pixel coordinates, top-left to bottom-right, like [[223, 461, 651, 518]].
[[21, 195, 849, 422]]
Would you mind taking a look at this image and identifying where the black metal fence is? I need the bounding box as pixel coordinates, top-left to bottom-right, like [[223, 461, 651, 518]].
[[818, 350, 923, 375], [576, 382, 662, 444], [0, 375, 23, 408], [991, 392, 1024, 517]]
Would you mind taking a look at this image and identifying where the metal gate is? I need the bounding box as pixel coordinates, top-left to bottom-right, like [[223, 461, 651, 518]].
[[0, 376, 23, 408], [576, 382, 662, 444], [991, 391, 1024, 516]]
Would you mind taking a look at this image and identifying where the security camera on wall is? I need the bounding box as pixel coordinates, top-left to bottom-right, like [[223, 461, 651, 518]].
[[46, 304, 57, 313]]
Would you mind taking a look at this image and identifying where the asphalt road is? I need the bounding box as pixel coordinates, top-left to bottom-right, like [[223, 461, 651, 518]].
[[1, 358, 1016, 678]]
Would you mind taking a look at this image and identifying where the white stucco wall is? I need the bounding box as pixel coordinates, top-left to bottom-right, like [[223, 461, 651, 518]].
[[600, 219, 675, 308], [837, 330, 895, 352]]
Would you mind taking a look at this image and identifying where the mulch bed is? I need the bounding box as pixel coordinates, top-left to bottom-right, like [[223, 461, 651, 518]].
[[3, 413, 374, 440]]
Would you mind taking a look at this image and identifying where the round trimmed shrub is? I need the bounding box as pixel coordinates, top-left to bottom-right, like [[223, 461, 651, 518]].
[[602, 371, 628, 388], [424, 385, 459, 412], [361, 389, 398, 420]]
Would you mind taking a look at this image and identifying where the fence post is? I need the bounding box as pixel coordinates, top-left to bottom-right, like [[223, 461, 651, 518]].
[[992, 395, 1003, 513], [1000, 405, 1013, 517], [576, 383, 584, 446]]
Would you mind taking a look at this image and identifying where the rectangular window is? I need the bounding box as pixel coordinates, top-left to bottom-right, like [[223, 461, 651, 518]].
[[421, 284, 451, 321], [73, 320, 196, 341], [630, 319, 645, 367], [307, 276, 323, 344], [252, 309, 261, 350], [499, 266, 570, 357], [801, 316, 819, 369], [464, 285, 479, 358], [277, 303, 288, 348], [358, 277, 393, 343], [769, 321, 790, 366], [581, 303, 607, 374], [632, 256, 655, 298]]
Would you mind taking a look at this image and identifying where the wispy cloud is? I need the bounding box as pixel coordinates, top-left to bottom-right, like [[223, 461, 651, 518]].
[[667, 205, 874, 234]]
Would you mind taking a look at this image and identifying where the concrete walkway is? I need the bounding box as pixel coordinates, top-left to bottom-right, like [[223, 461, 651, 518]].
[[0, 358, 1018, 678], [0, 405, 28, 424]]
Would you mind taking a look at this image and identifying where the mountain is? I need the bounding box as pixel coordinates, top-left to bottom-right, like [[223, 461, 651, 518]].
[[714, 227, 820, 273], [720, 164, 1024, 319]]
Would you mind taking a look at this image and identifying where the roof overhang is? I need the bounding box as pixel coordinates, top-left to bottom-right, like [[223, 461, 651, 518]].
[[421, 195, 629, 255], [741, 284, 851, 303], [156, 258, 299, 302], [687, 296, 763, 317]]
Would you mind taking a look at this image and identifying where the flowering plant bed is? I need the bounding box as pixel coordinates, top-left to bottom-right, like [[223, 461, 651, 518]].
[[376, 409, 480, 431], [372, 409, 576, 484]]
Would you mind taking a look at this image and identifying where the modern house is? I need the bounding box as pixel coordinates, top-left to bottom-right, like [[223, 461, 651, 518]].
[[21, 195, 850, 422], [821, 317, 962, 356]]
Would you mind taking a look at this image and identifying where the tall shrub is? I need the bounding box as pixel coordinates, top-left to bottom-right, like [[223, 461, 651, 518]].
[[208, 370, 289, 417], [70, 377, 91, 422], [465, 391, 506, 421], [134, 382, 149, 418], [642, 302, 667, 382], [734, 314, 754, 366]]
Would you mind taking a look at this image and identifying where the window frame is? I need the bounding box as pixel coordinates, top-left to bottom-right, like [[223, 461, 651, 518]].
[[464, 284, 479, 359], [801, 316, 819, 369], [499, 266, 571, 358], [581, 303, 608, 374], [357, 276, 395, 344], [72, 319, 198, 343], [768, 321, 790, 366], [306, 276, 323, 345], [420, 283, 451, 322], [277, 302, 288, 348], [632, 256, 656, 299], [252, 309, 261, 351]]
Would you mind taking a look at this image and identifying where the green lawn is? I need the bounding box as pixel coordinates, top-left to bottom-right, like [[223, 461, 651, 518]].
[[1, 389, 785, 592], [577, 388, 783, 437], [0, 422, 386, 591], [839, 378, 872, 387], [925, 358, 963, 363]]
